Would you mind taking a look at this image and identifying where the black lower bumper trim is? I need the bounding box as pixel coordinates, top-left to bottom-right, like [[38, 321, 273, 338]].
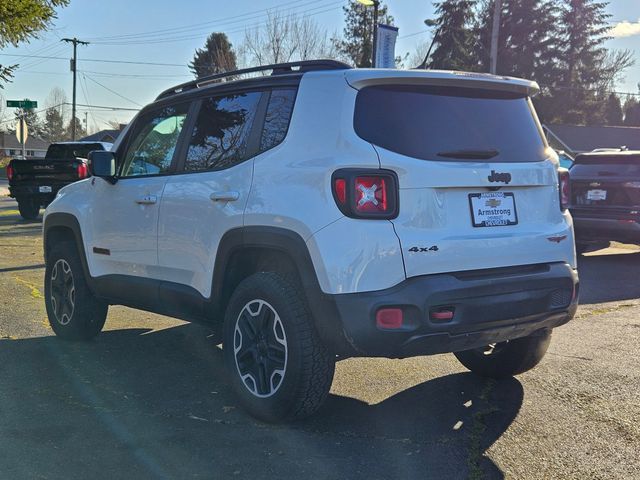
[[330, 262, 579, 358]]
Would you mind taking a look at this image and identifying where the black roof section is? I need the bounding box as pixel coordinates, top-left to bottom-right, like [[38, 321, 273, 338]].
[[156, 60, 352, 101]]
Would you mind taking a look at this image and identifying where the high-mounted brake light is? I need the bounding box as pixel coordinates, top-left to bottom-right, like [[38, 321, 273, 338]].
[[558, 170, 570, 211], [77, 162, 89, 179], [332, 169, 398, 219], [6, 164, 14, 182]]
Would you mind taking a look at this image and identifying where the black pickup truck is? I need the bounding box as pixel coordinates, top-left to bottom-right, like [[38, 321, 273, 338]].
[[570, 150, 640, 252], [6, 141, 112, 219]]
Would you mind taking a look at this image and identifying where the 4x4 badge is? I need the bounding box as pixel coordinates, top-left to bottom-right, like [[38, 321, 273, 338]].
[[488, 170, 512, 184]]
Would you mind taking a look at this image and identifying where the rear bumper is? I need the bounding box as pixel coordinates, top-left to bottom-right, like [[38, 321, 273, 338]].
[[573, 215, 640, 244], [8, 184, 66, 204], [330, 262, 578, 358]]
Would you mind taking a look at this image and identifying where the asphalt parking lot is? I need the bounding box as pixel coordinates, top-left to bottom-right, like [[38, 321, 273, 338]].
[[0, 192, 638, 480]]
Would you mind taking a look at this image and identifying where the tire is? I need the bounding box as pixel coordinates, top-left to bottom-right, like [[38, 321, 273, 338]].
[[45, 241, 108, 341], [454, 330, 551, 379], [17, 198, 40, 220], [223, 272, 335, 423]]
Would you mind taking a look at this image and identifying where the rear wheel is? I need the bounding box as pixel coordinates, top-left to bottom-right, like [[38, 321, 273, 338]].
[[17, 197, 40, 220], [45, 241, 108, 341], [223, 272, 335, 422], [454, 330, 551, 379]]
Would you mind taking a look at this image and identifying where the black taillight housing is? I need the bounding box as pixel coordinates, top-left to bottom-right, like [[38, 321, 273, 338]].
[[558, 169, 570, 211], [331, 168, 399, 219]]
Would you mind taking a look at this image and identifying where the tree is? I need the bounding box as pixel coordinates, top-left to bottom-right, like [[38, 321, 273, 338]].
[[332, 2, 394, 67], [603, 93, 623, 125], [12, 107, 44, 139], [0, 0, 70, 87], [555, 0, 634, 124], [623, 96, 640, 126], [242, 11, 336, 67], [427, 0, 478, 71], [189, 32, 237, 79], [42, 87, 68, 141], [65, 116, 85, 140]]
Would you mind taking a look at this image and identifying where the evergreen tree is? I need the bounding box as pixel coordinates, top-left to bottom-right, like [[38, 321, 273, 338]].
[[623, 97, 640, 126], [333, 2, 393, 67], [12, 107, 44, 139], [189, 32, 237, 79], [43, 107, 65, 142], [428, 0, 477, 71], [603, 93, 623, 125], [555, 0, 632, 124], [64, 116, 86, 140]]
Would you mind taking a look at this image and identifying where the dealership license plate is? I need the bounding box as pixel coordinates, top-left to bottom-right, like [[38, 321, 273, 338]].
[[587, 189, 607, 201], [39, 186, 52, 193], [469, 192, 518, 227]]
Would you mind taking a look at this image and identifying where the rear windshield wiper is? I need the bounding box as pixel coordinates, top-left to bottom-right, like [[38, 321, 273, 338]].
[[436, 149, 499, 160]]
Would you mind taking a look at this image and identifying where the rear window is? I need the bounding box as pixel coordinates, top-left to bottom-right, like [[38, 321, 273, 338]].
[[573, 154, 640, 175], [354, 85, 547, 163], [46, 143, 105, 160]]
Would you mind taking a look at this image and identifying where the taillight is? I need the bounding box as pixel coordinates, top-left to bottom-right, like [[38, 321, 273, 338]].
[[332, 169, 398, 219], [558, 170, 570, 210], [6, 164, 14, 182], [77, 162, 89, 179]]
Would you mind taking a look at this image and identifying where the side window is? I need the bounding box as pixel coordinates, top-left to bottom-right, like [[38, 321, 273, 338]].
[[120, 103, 189, 177], [260, 88, 296, 152], [184, 92, 261, 172]]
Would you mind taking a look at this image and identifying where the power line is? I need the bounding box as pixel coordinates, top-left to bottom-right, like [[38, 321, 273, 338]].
[[83, 74, 144, 107], [86, 0, 321, 42], [0, 53, 187, 68]]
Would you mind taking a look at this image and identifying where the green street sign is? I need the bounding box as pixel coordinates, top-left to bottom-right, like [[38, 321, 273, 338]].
[[6, 99, 38, 109]]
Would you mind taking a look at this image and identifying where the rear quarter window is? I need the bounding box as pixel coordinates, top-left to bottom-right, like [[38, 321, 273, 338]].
[[354, 85, 547, 163]]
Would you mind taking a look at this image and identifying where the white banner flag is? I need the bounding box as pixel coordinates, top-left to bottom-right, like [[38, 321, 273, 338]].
[[375, 24, 399, 68]]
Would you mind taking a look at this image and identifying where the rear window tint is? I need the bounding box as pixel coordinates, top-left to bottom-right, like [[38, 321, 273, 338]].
[[46, 143, 105, 160], [259, 88, 296, 152], [354, 85, 547, 163]]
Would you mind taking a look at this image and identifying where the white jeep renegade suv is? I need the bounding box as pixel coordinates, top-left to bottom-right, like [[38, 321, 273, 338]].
[[43, 61, 578, 422]]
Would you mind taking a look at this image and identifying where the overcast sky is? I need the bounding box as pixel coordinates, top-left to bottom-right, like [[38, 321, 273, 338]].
[[1, 0, 639, 131]]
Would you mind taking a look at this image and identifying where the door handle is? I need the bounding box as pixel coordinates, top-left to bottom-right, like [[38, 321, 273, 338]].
[[135, 194, 157, 205], [210, 191, 240, 202]]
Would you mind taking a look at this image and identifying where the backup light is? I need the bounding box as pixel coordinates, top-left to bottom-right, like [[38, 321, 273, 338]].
[[558, 170, 570, 210]]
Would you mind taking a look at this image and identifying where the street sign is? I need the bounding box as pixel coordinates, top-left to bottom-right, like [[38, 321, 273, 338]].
[[6, 99, 38, 109], [16, 118, 28, 145]]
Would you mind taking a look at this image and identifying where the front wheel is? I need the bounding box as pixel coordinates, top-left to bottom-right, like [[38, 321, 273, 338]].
[[454, 330, 551, 379], [223, 272, 335, 423], [45, 241, 108, 341], [17, 198, 40, 220]]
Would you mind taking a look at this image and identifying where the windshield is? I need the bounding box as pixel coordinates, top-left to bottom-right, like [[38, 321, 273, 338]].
[[46, 143, 105, 160], [354, 85, 547, 163]]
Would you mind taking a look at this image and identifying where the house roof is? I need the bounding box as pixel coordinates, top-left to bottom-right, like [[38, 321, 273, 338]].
[[544, 124, 640, 154], [80, 129, 121, 143], [0, 132, 49, 150]]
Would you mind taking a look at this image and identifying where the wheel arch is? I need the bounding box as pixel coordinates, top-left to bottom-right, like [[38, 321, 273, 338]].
[[213, 227, 351, 354], [43, 213, 92, 289]]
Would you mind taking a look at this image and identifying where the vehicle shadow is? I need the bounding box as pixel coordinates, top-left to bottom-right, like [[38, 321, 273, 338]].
[[577, 251, 640, 304], [0, 324, 521, 480]]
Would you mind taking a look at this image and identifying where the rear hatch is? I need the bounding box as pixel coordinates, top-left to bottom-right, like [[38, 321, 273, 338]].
[[570, 152, 640, 219], [348, 71, 571, 277]]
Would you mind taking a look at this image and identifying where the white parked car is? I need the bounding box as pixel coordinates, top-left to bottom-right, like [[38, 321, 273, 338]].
[[43, 61, 578, 422]]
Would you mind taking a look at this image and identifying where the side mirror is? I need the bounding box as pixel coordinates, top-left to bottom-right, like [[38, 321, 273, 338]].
[[89, 150, 117, 183]]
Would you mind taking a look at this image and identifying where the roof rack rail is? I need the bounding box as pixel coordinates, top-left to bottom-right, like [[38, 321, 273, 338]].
[[156, 59, 352, 100]]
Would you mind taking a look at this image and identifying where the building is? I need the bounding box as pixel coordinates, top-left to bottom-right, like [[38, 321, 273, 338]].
[[0, 132, 48, 159], [544, 124, 640, 156], [80, 125, 126, 144]]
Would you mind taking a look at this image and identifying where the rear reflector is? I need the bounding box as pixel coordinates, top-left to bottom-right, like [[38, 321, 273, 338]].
[[77, 163, 89, 179], [6, 164, 14, 182], [376, 308, 403, 329], [334, 178, 346, 204], [430, 309, 455, 322]]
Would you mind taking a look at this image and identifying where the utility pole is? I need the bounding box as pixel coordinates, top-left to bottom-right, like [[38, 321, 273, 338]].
[[84, 112, 89, 134], [61, 37, 89, 140], [489, 0, 502, 74]]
